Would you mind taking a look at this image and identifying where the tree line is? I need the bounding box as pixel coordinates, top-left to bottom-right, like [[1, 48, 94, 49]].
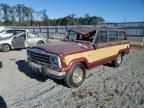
[[0, 4, 105, 26]]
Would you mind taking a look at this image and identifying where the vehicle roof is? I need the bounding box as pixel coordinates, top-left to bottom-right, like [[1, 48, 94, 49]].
[[3, 28, 29, 31], [12, 29, 29, 31], [70, 28, 126, 35], [96, 27, 126, 32], [69, 28, 96, 35]]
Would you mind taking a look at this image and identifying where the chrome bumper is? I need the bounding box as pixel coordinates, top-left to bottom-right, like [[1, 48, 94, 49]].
[[28, 60, 66, 79]]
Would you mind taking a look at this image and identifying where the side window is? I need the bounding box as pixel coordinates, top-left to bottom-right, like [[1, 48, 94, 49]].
[[14, 30, 25, 35], [27, 32, 36, 38], [118, 32, 125, 40], [5, 30, 14, 33], [15, 33, 26, 40], [96, 31, 107, 43], [108, 31, 117, 42]]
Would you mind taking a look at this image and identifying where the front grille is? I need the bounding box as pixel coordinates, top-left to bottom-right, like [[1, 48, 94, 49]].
[[29, 50, 51, 64]]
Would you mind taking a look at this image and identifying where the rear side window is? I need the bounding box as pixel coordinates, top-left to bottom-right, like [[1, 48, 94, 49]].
[[108, 31, 117, 42], [96, 31, 107, 43], [118, 32, 125, 40], [27, 32, 37, 38]]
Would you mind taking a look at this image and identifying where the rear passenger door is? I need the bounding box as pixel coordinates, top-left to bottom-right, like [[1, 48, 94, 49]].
[[94, 30, 113, 61], [86, 30, 110, 63]]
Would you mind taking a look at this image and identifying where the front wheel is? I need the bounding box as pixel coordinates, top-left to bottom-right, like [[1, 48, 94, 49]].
[[2, 44, 10, 52], [64, 63, 86, 88], [112, 54, 123, 67]]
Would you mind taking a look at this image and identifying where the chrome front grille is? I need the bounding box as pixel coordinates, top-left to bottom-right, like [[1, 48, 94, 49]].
[[29, 50, 51, 64], [28, 48, 61, 69]]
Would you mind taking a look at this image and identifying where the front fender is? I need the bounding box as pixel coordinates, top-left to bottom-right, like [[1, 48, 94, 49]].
[[62, 57, 89, 73]]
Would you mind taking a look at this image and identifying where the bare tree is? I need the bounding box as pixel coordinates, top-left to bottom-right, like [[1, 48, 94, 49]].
[[41, 9, 49, 26], [0, 4, 11, 21]]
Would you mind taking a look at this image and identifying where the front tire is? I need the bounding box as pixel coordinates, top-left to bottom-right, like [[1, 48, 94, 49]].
[[64, 63, 86, 88], [2, 44, 10, 52], [112, 54, 123, 67]]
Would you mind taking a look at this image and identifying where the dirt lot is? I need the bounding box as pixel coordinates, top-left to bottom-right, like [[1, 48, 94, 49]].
[[0, 48, 144, 108]]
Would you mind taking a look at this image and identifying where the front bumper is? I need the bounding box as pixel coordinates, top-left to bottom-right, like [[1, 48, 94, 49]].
[[27, 59, 66, 79]]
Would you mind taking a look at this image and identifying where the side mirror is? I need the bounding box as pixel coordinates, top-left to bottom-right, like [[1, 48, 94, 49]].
[[0, 61, 2, 68]]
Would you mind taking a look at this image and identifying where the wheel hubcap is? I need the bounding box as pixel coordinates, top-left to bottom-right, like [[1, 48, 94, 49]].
[[3, 45, 9, 51], [72, 68, 83, 84], [117, 55, 122, 64]]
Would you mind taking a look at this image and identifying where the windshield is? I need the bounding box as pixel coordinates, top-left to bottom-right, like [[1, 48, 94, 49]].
[[63, 30, 95, 43], [0, 29, 5, 33]]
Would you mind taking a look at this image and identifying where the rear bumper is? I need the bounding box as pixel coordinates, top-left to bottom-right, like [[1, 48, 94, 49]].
[[27, 59, 66, 79]]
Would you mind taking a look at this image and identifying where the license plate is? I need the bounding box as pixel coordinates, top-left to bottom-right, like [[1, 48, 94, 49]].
[[30, 62, 42, 73]]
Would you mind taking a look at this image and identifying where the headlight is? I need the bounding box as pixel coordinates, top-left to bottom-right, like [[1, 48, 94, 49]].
[[50, 56, 61, 68]]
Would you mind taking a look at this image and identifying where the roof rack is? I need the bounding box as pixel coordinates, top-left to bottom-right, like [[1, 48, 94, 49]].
[[98, 27, 125, 29]]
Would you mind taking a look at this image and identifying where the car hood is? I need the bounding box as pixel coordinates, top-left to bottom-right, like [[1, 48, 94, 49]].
[[0, 33, 13, 38], [0, 36, 13, 41], [32, 41, 94, 55]]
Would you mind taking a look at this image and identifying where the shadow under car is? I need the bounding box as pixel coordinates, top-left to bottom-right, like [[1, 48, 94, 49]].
[[15, 60, 65, 86]]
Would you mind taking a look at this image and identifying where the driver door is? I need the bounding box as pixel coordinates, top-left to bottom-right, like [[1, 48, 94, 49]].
[[12, 32, 26, 48]]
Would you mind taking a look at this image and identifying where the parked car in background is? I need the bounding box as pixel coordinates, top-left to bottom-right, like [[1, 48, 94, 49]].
[[27, 28, 130, 88], [0, 28, 29, 38], [0, 31, 48, 52]]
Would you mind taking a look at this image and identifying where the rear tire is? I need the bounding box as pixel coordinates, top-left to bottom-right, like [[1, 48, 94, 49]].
[[64, 63, 86, 88], [112, 54, 123, 67], [37, 41, 44, 45], [2, 44, 10, 52]]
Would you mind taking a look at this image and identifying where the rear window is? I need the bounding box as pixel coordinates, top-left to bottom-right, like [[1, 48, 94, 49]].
[[118, 32, 125, 40]]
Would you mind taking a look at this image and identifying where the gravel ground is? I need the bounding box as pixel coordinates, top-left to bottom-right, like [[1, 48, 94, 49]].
[[0, 48, 144, 108]]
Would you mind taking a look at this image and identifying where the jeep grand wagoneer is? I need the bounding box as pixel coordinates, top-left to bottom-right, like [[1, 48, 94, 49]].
[[27, 28, 130, 87]]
